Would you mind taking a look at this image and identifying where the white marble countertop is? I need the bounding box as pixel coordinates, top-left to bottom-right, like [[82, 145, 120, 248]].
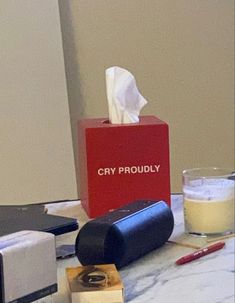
[[43, 195, 234, 303]]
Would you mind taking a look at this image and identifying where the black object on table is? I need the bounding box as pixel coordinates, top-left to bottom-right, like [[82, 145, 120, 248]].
[[0, 204, 78, 237]]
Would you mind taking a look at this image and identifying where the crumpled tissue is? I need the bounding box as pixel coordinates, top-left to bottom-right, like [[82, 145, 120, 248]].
[[105, 66, 147, 124]]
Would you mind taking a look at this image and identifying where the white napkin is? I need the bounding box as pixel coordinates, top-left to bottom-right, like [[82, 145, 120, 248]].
[[105, 66, 147, 124]]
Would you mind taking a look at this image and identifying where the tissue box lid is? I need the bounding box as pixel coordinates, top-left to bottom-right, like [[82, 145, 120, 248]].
[[79, 115, 167, 128]]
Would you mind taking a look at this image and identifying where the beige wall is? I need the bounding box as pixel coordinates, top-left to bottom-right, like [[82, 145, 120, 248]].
[[0, 0, 77, 204], [59, 0, 234, 193], [1, 0, 233, 205]]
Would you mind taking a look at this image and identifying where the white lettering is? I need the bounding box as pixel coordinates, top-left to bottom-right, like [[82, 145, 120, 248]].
[[155, 164, 160, 172], [104, 168, 110, 175], [130, 166, 138, 174], [98, 164, 161, 176], [110, 167, 116, 175], [98, 168, 104, 176], [144, 165, 150, 173], [119, 167, 124, 174], [124, 167, 130, 174], [97, 167, 116, 176]]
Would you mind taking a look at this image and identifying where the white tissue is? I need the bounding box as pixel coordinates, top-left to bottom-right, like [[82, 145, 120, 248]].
[[105, 66, 147, 124]]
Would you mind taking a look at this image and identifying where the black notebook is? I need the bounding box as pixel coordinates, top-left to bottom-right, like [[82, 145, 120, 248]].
[[0, 204, 78, 237]]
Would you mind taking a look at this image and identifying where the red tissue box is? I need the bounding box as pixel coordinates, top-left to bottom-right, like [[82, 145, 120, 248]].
[[77, 116, 170, 218]]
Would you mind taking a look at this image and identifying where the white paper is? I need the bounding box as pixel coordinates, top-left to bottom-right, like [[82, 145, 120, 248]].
[[106, 66, 147, 124]]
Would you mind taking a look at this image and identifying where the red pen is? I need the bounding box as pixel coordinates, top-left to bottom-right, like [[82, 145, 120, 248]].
[[175, 241, 225, 265]]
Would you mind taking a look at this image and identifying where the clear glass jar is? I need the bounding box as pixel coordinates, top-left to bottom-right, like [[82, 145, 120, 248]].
[[183, 167, 235, 236]]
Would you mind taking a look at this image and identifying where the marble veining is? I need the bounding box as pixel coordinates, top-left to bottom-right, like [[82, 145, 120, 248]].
[[40, 196, 234, 303]]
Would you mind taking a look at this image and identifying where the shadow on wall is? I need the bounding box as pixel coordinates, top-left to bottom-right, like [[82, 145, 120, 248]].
[[58, 0, 85, 195]]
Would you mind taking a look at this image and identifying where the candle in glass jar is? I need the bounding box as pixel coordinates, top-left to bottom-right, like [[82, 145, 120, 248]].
[[183, 170, 235, 235]]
